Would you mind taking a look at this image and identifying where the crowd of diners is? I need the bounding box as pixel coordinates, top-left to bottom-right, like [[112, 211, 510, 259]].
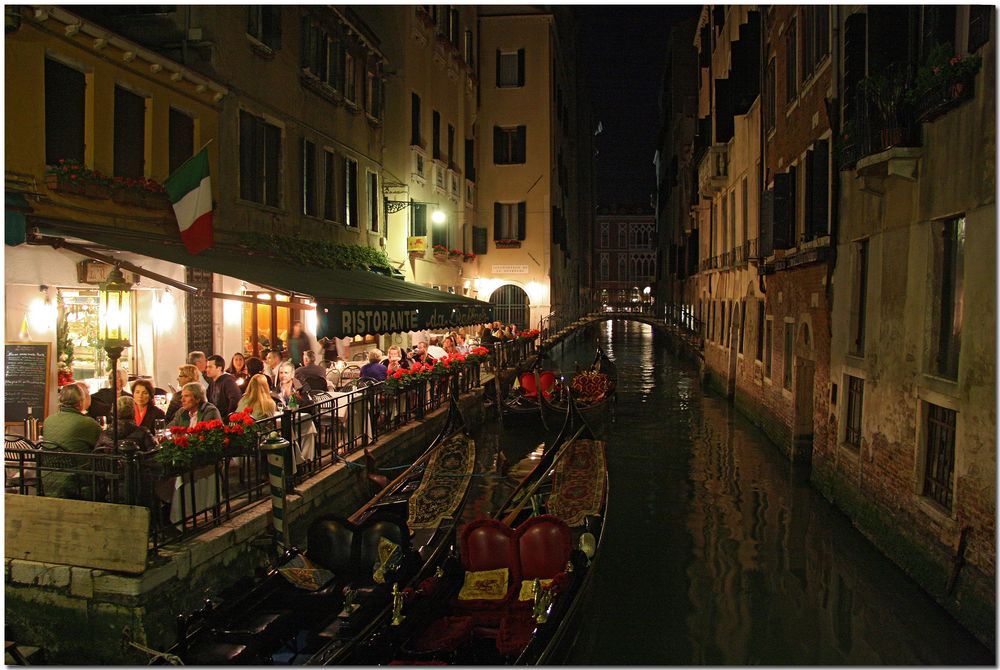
[[30, 320, 524, 499]]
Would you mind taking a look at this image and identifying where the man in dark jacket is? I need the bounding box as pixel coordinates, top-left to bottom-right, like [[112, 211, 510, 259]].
[[205, 354, 242, 417], [294, 350, 329, 393]]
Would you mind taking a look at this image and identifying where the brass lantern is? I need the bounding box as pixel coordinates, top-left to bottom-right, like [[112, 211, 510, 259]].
[[98, 265, 132, 348]]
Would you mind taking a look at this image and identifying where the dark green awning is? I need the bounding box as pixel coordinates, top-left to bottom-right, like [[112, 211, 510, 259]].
[[36, 223, 491, 338], [5, 192, 30, 246]]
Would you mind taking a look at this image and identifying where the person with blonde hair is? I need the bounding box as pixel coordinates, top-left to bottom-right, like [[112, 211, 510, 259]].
[[237, 373, 277, 419], [165, 364, 199, 422]]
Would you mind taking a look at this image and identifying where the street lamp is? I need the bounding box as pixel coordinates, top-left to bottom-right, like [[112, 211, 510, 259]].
[[98, 265, 132, 452], [431, 208, 446, 225]]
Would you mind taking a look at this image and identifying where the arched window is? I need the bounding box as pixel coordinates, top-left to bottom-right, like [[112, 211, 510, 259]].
[[617, 256, 627, 281]]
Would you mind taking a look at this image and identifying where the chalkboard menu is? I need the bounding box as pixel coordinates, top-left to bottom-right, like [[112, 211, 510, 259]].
[[5, 342, 52, 424]]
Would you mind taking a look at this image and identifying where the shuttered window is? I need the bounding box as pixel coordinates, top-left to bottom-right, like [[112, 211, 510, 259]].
[[493, 126, 526, 164], [496, 49, 524, 87], [494, 202, 525, 240], [45, 58, 86, 165], [168, 108, 194, 174], [114, 85, 146, 178]]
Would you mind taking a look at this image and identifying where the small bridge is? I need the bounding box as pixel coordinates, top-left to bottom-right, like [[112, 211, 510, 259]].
[[539, 309, 705, 359]]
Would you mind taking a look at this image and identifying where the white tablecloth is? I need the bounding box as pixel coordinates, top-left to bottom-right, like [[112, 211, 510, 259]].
[[169, 466, 218, 525]]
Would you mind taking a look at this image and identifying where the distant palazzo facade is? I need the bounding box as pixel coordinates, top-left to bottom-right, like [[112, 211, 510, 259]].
[[593, 204, 657, 306]]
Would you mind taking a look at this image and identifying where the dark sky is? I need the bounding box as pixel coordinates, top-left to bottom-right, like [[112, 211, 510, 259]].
[[576, 5, 700, 207]]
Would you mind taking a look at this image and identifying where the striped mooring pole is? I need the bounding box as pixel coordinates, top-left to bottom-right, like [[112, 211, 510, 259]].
[[260, 433, 291, 549]]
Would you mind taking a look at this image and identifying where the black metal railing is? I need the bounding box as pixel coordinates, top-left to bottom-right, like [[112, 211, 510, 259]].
[[2, 344, 549, 551]]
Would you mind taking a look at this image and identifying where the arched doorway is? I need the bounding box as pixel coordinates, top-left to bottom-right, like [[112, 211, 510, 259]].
[[489, 284, 530, 330]]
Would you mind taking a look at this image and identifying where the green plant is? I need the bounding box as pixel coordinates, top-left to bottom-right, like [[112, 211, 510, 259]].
[[244, 233, 392, 272], [912, 42, 982, 99], [860, 62, 912, 128]]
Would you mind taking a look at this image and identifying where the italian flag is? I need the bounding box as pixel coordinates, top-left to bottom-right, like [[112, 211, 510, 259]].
[[164, 146, 214, 254]]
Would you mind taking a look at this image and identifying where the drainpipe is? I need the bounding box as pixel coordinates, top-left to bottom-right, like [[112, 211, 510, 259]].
[[826, 5, 841, 307]]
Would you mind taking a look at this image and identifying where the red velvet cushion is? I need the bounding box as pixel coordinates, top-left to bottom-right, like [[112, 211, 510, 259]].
[[496, 611, 537, 657], [409, 616, 474, 653], [519, 372, 538, 398], [538, 371, 556, 399], [459, 519, 517, 574], [516, 515, 571, 580]]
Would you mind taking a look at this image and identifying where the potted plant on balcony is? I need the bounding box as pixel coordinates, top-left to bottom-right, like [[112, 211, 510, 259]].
[[45, 159, 111, 198], [860, 63, 915, 149], [463, 252, 476, 263], [911, 43, 982, 122], [448, 247, 463, 260], [432, 244, 450, 260]]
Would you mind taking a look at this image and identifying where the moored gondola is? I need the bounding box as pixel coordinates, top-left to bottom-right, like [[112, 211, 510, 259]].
[[165, 383, 478, 665], [540, 346, 617, 424], [337, 394, 608, 665], [495, 354, 560, 430]]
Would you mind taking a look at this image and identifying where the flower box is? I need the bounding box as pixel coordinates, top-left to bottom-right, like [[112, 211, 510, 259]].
[[915, 75, 975, 124], [495, 239, 521, 249]]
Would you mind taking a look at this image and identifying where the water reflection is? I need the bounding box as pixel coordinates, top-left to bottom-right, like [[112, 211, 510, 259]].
[[536, 321, 994, 665]]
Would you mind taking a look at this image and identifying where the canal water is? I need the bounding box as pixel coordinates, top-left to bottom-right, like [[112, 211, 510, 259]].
[[468, 319, 993, 665]]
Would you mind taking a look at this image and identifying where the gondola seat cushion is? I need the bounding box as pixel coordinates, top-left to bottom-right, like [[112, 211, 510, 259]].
[[538, 371, 557, 399], [457, 567, 508, 600], [408, 615, 474, 653], [510, 515, 572, 610], [451, 519, 519, 610], [185, 640, 259, 665], [518, 372, 538, 398], [496, 610, 538, 657]]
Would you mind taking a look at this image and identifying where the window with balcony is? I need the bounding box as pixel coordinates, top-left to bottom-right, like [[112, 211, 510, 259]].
[[239, 110, 282, 207], [497, 49, 525, 87], [344, 157, 358, 227], [301, 138, 317, 216], [45, 58, 86, 166], [168, 108, 194, 174], [922, 402, 957, 510], [114, 85, 146, 178], [248, 6, 282, 50], [493, 125, 526, 164], [494, 202, 525, 240], [929, 216, 964, 379], [844, 375, 864, 449]]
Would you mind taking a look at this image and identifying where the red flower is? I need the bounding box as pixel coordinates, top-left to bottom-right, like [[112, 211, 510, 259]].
[[207, 419, 223, 430], [242, 414, 254, 426], [228, 412, 241, 422]]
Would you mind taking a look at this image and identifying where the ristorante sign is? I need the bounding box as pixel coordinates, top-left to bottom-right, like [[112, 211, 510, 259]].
[[318, 302, 493, 338]]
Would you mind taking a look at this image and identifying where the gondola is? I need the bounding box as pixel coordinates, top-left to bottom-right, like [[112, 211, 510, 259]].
[[540, 346, 617, 423], [166, 382, 478, 665], [494, 353, 560, 430], [337, 394, 608, 665]]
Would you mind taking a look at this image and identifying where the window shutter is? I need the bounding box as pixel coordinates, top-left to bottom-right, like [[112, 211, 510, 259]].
[[516, 125, 526, 163], [517, 201, 526, 240], [803, 149, 814, 239], [473, 226, 488, 255], [493, 126, 503, 163], [810, 139, 829, 239], [494, 202, 502, 240], [265, 7, 282, 49], [495, 50, 501, 87], [773, 172, 792, 250], [517, 48, 525, 86]]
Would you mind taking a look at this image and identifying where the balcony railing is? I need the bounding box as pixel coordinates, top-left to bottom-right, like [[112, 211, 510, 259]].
[[697, 143, 729, 197]]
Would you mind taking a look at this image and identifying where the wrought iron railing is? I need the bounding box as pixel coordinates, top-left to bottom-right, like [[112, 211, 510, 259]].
[[3, 345, 548, 552]]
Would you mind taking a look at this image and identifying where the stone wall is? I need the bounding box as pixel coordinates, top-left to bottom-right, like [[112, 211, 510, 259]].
[[5, 391, 484, 664]]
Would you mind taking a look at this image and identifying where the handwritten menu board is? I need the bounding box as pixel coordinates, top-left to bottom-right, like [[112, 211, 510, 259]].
[[5, 342, 51, 424]]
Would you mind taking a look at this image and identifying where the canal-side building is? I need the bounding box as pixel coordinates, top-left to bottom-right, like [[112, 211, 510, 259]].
[[689, 6, 767, 416], [817, 5, 996, 643], [5, 5, 227, 401], [475, 7, 592, 330], [741, 4, 833, 463], [654, 16, 699, 311], [354, 5, 477, 301], [593, 204, 657, 308], [32, 5, 392, 360]]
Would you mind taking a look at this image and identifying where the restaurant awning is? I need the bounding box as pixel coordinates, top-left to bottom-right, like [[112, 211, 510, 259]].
[[32, 223, 492, 338]]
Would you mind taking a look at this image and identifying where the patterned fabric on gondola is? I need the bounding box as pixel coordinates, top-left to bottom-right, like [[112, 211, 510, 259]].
[[570, 371, 610, 403], [407, 433, 476, 529], [547, 439, 607, 526]]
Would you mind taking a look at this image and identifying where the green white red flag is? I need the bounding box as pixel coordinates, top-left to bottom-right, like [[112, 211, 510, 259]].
[[164, 146, 214, 254]]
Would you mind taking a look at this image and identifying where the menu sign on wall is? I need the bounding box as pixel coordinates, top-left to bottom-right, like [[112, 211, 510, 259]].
[[5, 342, 51, 424]]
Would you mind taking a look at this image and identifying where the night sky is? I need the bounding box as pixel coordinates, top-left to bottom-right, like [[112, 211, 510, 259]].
[[576, 5, 700, 208]]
